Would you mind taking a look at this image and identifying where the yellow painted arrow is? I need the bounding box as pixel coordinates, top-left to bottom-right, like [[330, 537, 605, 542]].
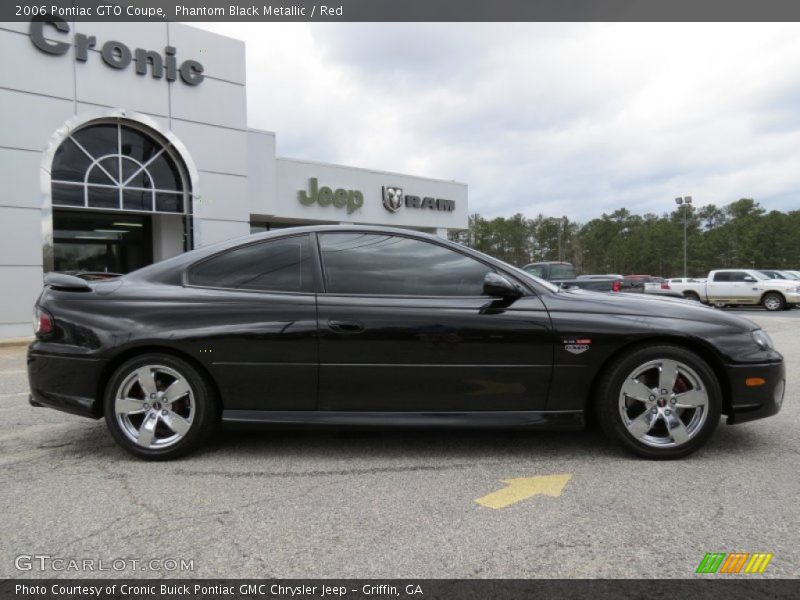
[[475, 474, 572, 509]]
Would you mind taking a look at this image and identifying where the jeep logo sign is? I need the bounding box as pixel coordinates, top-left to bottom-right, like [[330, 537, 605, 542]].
[[30, 19, 205, 85], [382, 186, 456, 213], [299, 178, 364, 214]]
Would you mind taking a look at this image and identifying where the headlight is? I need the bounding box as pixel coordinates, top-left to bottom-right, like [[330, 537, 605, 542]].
[[751, 329, 773, 350], [792, 286, 800, 293]]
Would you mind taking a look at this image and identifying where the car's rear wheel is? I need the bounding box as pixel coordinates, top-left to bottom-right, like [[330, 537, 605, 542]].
[[683, 291, 701, 302], [595, 345, 721, 459], [762, 292, 785, 312], [104, 353, 218, 460]]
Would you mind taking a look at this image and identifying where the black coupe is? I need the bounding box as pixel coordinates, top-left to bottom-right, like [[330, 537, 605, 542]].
[[28, 226, 785, 460]]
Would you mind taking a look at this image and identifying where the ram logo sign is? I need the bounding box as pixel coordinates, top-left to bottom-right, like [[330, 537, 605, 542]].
[[381, 186, 456, 213], [382, 186, 404, 213]]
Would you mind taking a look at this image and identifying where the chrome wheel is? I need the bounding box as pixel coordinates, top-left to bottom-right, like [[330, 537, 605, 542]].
[[114, 364, 195, 449], [618, 358, 709, 448]]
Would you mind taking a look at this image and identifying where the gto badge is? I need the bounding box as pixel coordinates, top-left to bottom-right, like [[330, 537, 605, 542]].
[[563, 338, 592, 355], [382, 186, 404, 213]]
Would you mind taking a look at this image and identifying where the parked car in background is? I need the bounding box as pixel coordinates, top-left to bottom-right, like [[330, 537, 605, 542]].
[[679, 269, 800, 310], [521, 262, 620, 292], [624, 275, 665, 292], [779, 270, 800, 280], [660, 278, 707, 301], [521, 261, 576, 281], [759, 270, 790, 280]]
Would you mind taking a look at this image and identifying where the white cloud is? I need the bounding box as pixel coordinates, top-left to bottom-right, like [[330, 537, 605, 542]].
[[197, 22, 800, 222]]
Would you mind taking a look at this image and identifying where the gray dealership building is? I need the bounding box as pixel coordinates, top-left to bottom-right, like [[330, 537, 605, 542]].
[[0, 20, 468, 340]]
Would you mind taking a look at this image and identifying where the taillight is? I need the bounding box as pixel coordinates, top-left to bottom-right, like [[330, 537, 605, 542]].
[[661, 282, 670, 289], [612, 280, 621, 292], [32, 306, 54, 336]]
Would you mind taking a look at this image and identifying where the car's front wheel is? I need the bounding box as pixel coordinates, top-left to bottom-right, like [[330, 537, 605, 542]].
[[596, 345, 721, 459], [104, 353, 218, 460]]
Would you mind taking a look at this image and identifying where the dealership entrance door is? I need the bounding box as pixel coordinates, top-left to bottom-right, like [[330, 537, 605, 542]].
[[53, 211, 153, 274]]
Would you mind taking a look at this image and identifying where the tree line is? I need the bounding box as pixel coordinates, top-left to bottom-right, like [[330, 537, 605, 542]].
[[449, 199, 800, 277]]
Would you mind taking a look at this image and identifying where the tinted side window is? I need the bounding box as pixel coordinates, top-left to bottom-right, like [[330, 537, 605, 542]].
[[188, 235, 314, 293], [713, 272, 730, 282], [730, 271, 750, 282], [319, 233, 492, 296]]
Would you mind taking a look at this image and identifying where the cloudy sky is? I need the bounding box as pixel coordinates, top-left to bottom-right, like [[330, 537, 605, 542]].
[[198, 23, 800, 222]]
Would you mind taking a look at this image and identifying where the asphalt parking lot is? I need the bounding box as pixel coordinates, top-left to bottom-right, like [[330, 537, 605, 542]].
[[1, 309, 798, 579]]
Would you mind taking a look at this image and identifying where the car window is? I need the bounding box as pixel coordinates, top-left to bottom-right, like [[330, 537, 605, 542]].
[[550, 264, 576, 279], [712, 272, 730, 282], [187, 234, 314, 293], [523, 265, 545, 277], [319, 233, 492, 296], [730, 271, 751, 282]]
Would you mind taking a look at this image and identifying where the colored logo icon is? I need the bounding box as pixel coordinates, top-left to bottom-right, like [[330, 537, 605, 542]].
[[696, 552, 773, 574]]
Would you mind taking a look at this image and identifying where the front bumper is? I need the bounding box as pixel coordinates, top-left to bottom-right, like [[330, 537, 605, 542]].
[[27, 350, 105, 419], [725, 360, 786, 424], [785, 292, 800, 305]]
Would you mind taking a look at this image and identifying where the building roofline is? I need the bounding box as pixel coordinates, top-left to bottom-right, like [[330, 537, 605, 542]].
[[247, 127, 277, 136]]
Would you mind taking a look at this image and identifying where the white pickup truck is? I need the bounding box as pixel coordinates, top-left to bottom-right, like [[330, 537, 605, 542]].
[[674, 269, 800, 311]]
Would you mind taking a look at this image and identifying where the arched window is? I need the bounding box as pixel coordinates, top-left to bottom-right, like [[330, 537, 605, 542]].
[[50, 120, 189, 214]]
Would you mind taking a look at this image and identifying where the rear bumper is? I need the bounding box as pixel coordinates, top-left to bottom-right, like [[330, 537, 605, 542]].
[[725, 360, 786, 424], [27, 350, 105, 419]]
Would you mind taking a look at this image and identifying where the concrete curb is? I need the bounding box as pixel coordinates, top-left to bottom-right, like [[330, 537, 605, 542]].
[[0, 337, 32, 348]]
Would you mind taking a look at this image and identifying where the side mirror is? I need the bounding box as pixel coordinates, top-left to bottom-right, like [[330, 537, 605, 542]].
[[483, 272, 522, 298], [743, 276, 756, 282]]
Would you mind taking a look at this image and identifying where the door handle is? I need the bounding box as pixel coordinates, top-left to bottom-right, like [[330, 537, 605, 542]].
[[328, 319, 364, 333]]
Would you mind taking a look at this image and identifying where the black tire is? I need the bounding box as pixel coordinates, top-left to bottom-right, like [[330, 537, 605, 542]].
[[103, 353, 218, 460], [595, 344, 721, 459], [761, 292, 786, 312], [683, 291, 701, 302]]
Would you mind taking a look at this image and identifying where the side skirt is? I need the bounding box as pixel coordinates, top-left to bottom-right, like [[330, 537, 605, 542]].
[[222, 410, 585, 430]]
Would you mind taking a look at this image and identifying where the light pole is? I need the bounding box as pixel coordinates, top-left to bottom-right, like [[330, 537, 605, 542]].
[[674, 196, 692, 277], [549, 216, 567, 262]]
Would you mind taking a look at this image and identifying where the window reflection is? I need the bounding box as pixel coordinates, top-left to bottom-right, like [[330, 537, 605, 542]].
[[319, 233, 491, 296]]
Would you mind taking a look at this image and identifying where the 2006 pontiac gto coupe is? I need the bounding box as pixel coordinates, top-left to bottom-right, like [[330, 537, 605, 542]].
[[28, 226, 785, 460]]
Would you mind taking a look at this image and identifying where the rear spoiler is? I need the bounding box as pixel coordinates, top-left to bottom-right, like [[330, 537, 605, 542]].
[[43, 273, 92, 291]]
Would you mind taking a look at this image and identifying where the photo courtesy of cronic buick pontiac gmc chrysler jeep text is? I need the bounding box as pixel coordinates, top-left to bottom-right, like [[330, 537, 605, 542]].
[[27, 226, 785, 460]]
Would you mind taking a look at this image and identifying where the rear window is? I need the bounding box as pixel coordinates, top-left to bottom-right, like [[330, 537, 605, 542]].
[[550, 264, 576, 279]]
